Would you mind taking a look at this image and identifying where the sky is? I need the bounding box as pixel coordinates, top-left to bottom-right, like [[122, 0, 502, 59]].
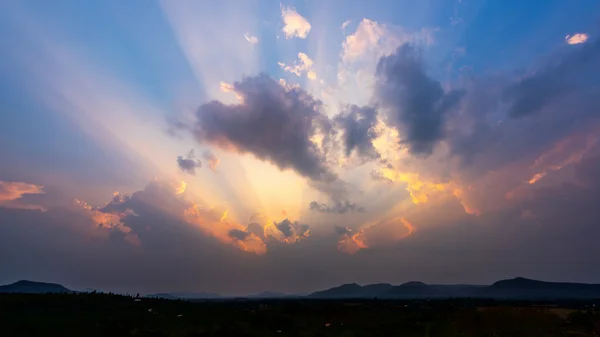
[[0, 0, 599, 296]]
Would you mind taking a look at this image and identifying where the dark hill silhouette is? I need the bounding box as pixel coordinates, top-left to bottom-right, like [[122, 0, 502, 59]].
[[309, 283, 364, 298], [308, 277, 600, 299], [247, 291, 288, 298], [481, 277, 600, 299], [0, 280, 71, 294], [4, 277, 600, 299], [145, 293, 180, 300]]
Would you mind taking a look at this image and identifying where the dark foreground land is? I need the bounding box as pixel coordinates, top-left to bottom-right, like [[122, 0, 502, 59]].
[[1, 293, 599, 337]]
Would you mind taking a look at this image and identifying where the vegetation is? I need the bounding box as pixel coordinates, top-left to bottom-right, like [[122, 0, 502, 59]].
[[1, 293, 599, 336]]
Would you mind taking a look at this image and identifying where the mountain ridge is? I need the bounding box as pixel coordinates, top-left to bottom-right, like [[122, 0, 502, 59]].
[[3, 277, 600, 299]]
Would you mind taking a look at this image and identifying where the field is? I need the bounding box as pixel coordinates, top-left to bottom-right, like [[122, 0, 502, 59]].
[[1, 293, 599, 336]]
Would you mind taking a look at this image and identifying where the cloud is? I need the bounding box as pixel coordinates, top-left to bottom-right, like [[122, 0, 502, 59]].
[[223, 214, 310, 248], [334, 225, 353, 236], [188, 74, 336, 182], [278, 52, 317, 80], [219, 81, 235, 92], [566, 33, 589, 45], [342, 19, 388, 63], [244, 33, 259, 44], [281, 6, 311, 39], [503, 38, 600, 118], [275, 218, 310, 242], [309, 200, 365, 214], [75, 197, 139, 245], [0, 181, 44, 203], [334, 105, 380, 160], [202, 150, 220, 172], [341, 20, 350, 31], [228, 228, 250, 240], [370, 170, 393, 183], [341, 19, 434, 64], [375, 44, 463, 154], [336, 217, 415, 254], [176, 149, 202, 175]]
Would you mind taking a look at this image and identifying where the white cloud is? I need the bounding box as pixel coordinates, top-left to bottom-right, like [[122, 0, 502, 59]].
[[341, 20, 351, 31], [278, 52, 317, 80], [336, 19, 436, 106], [244, 33, 259, 44], [281, 6, 311, 39], [565, 33, 589, 45]]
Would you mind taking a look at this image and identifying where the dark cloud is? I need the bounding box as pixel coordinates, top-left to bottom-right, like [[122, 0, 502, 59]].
[[275, 219, 310, 239], [334, 226, 353, 236], [176, 150, 201, 175], [190, 74, 336, 182], [504, 39, 600, 119], [448, 40, 600, 177], [334, 105, 380, 161], [375, 44, 463, 155], [228, 228, 250, 241], [307, 178, 354, 201], [309, 200, 365, 214]]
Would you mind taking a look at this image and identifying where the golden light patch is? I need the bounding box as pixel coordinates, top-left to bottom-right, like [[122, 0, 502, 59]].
[[220, 209, 228, 223], [175, 181, 187, 195], [528, 172, 546, 185], [379, 168, 446, 204]]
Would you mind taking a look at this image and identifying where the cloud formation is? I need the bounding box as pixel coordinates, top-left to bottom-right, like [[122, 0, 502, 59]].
[[189, 74, 336, 182], [244, 33, 259, 44], [202, 150, 220, 172], [336, 217, 415, 254], [566, 33, 589, 45], [278, 52, 317, 80], [503, 38, 600, 119], [375, 44, 463, 154], [334, 105, 380, 160], [309, 200, 365, 214], [0, 181, 44, 203], [281, 6, 311, 39], [177, 150, 202, 175]]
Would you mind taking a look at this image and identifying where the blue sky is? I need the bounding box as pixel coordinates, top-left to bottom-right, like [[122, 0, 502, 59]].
[[0, 0, 599, 294]]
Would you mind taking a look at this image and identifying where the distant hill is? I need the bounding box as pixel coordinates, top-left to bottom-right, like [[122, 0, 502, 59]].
[[308, 278, 600, 299], [481, 277, 600, 299], [145, 293, 180, 300], [0, 280, 72, 294], [309, 283, 364, 298], [5, 277, 600, 300], [145, 292, 221, 300], [247, 291, 288, 298]]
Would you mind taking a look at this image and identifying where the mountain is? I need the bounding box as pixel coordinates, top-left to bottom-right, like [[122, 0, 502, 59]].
[[248, 291, 288, 298], [145, 292, 221, 300], [145, 293, 180, 300], [171, 292, 221, 299], [0, 280, 72, 294], [309, 283, 364, 298], [307, 278, 600, 299], [481, 277, 600, 299]]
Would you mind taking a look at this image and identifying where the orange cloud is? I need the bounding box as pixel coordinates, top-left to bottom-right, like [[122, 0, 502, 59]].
[[337, 217, 415, 254], [0, 181, 44, 203], [375, 168, 446, 204], [74, 198, 140, 246]]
